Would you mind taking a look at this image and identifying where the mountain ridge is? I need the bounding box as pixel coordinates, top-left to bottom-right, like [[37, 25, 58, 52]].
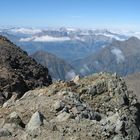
[[0, 35, 52, 105], [72, 37, 140, 76], [31, 50, 76, 80]]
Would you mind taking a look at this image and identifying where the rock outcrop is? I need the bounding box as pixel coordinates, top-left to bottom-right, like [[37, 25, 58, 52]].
[[0, 73, 140, 140], [0, 36, 52, 105]]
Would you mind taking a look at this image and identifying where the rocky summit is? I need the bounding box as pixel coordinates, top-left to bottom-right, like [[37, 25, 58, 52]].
[[0, 73, 140, 140], [0, 36, 52, 105]]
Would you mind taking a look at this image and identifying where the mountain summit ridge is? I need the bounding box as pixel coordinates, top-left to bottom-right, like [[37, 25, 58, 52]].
[[0, 73, 140, 139]]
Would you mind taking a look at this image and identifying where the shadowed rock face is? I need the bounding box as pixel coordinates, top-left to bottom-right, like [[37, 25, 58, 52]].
[[0, 35, 52, 105]]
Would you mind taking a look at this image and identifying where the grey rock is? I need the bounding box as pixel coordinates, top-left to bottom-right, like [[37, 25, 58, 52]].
[[3, 123, 17, 134], [87, 85, 97, 96], [26, 111, 43, 131], [72, 75, 80, 84], [8, 112, 21, 123], [0, 128, 11, 137], [55, 112, 71, 122], [76, 105, 85, 112], [4, 111, 25, 128], [71, 107, 79, 115], [96, 81, 107, 94], [53, 100, 65, 111], [115, 119, 124, 133], [113, 134, 124, 140], [126, 123, 140, 140]]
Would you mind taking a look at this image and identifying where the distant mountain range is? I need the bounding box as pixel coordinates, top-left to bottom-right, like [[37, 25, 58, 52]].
[[1, 27, 140, 79], [31, 51, 76, 80], [73, 37, 140, 76], [0, 27, 131, 61]]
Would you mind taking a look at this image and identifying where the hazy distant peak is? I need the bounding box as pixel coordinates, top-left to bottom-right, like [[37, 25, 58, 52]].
[[126, 36, 140, 42]]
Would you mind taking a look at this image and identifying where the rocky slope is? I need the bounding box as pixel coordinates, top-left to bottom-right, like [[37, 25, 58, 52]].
[[31, 51, 76, 80], [0, 35, 52, 105], [73, 37, 140, 76], [0, 73, 140, 140]]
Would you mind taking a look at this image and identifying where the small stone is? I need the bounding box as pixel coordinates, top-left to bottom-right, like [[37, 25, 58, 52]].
[[81, 110, 89, 119], [3, 94, 18, 108], [53, 100, 64, 111], [9, 112, 20, 120], [56, 112, 70, 122], [72, 75, 80, 84], [5, 111, 24, 127], [3, 123, 17, 133], [0, 95, 6, 106], [91, 112, 101, 121], [71, 107, 79, 115], [87, 85, 97, 96], [96, 82, 107, 94], [58, 91, 68, 97], [113, 134, 123, 140], [3, 92, 12, 99], [0, 128, 11, 137], [26, 111, 43, 131], [115, 119, 124, 133], [76, 105, 85, 112]]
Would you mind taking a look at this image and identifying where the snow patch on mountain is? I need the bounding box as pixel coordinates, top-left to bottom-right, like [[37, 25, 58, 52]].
[[111, 48, 125, 63]]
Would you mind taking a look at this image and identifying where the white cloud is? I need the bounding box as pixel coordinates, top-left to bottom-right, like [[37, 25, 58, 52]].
[[83, 64, 90, 72], [96, 33, 126, 41], [20, 35, 71, 42], [65, 70, 76, 80], [111, 48, 125, 63], [110, 29, 140, 39], [20, 37, 34, 42], [80, 64, 90, 75], [11, 28, 42, 34]]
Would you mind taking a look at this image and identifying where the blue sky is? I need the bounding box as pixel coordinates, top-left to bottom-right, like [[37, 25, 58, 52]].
[[0, 0, 140, 30]]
